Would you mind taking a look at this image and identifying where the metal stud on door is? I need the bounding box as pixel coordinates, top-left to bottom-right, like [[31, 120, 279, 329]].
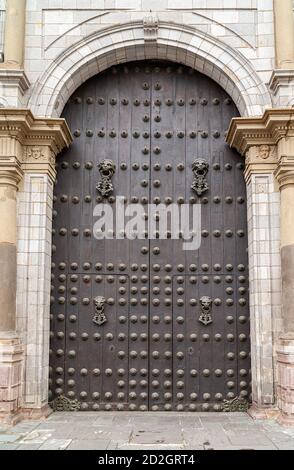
[[50, 62, 250, 412]]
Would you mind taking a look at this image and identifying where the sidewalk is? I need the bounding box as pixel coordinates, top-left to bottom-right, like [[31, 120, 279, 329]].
[[0, 412, 294, 450]]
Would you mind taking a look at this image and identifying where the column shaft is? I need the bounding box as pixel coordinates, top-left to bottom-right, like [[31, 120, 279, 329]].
[[278, 174, 294, 333], [0, 168, 22, 333], [273, 0, 294, 69], [3, 0, 26, 68]]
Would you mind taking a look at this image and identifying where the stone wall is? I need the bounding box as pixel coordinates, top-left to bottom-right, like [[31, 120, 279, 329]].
[[0, 0, 276, 113]]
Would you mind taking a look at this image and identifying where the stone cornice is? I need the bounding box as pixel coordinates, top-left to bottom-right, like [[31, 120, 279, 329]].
[[0, 109, 72, 157], [0, 109, 72, 186], [269, 70, 294, 95], [0, 70, 30, 95], [226, 109, 294, 156]]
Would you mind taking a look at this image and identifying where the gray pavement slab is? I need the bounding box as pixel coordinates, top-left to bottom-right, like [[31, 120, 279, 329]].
[[1, 412, 294, 450]]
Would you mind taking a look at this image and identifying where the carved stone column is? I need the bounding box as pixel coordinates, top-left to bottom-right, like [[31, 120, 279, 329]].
[[2, 0, 26, 68], [0, 110, 71, 423], [0, 158, 24, 424], [274, 135, 294, 425], [270, 1, 294, 106], [0, 0, 29, 107], [273, 0, 294, 70], [226, 110, 292, 420], [228, 109, 294, 424], [227, 124, 282, 418]]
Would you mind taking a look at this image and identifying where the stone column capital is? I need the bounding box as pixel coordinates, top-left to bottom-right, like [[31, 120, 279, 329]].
[[0, 109, 72, 184], [226, 109, 294, 181]]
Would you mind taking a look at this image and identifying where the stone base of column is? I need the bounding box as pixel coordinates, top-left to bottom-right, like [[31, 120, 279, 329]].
[[21, 404, 53, 421], [277, 334, 294, 426], [0, 332, 23, 425], [248, 404, 280, 421]]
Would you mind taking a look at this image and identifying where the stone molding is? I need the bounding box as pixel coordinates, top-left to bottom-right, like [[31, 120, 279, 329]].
[[269, 70, 294, 96], [0, 109, 72, 183], [0, 161, 23, 189], [277, 334, 294, 425], [0, 335, 24, 424], [274, 158, 294, 191], [28, 21, 271, 118], [0, 70, 30, 95], [226, 109, 294, 157]]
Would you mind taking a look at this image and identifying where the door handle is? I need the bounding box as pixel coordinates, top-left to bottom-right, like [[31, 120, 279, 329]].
[[191, 158, 209, 196], [93, 295, 107, 325], [199, 295, 213, 326], [96, 159, 116, 198]]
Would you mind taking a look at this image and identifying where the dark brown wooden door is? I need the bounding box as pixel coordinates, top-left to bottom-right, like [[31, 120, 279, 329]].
[[50, 62, 250, 412]]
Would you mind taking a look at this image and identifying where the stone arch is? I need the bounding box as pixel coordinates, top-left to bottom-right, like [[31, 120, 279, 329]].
[[28, 21, 272, 118]]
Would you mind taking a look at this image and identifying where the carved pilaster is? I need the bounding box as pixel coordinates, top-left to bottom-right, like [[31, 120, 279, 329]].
[[227, 108, 294, 425], [0, 109, 72, 424]]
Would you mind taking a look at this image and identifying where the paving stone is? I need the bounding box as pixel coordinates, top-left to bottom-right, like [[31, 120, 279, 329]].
[[202, 423, 233, 449], [38, 439, 72, 450], [179, 416, 203, 428], [225, 430, 275, 447], [0, 434, 21, 443], [10, 423, 39, 434], [1, 412, 294, 450], [19, 430, 53, 444], [117, 444, 186, 450], [275, 443, 294, 450], [67, 439, 110, 450], [131, 429, 183, 445], [0, 444, 20, 450], [15, 444, 42, 450]]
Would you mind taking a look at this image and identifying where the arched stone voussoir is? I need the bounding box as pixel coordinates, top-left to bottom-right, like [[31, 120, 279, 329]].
[[28, 21, 272, 118]]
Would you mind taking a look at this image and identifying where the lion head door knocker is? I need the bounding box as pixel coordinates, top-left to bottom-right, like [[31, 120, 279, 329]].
[[191, 159, 209, 196], [96, 159, 116, 198], [199, 296, 213, 326], [93, 296, 107, 326]]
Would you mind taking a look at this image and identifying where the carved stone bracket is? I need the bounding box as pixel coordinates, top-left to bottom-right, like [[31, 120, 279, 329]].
[[143, 15, 159, 45]]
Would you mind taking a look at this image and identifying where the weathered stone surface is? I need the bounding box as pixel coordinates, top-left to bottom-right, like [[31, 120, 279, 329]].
[[0, 412, 293, 450]]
